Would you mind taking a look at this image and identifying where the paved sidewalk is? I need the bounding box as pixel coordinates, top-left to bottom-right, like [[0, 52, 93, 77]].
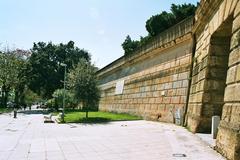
[[0, 111, 225, 160]]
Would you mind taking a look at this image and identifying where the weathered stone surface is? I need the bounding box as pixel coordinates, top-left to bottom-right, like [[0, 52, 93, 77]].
[[98, 42, 192, 123], [216, 120, 240, 160], [98, 1, 240, 159], [224, 83, 240, 102], [236, 64, 240, 82], [234, 1, 240, 18], [233, 14, 240, 33], [231, 30, 240, 50], [187, 1, 240, 159], [226, 66, 237, 84], [229, 48, 240, 66]]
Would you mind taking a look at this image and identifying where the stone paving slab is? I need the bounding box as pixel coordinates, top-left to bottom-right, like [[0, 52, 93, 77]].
[[0, 111, 225, 160]]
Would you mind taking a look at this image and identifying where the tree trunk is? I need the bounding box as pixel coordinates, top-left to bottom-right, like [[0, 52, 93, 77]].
[[3, 90, 8, 108], [83, 100, 89, 119], [86, 110, 88, 119], [1, 84, 5, 107], [3, 88, 9, 108], [0, 87, 3, 108], [14, 90, 19, 108]]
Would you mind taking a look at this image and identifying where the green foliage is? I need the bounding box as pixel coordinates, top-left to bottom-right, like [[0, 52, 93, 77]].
[[67, 58, 100, 117], [146, 11, 175, 37], [146, 3, 197, 37], [0, 51, 28, 107], [171, 3, 197, 23], [24, 89, 42, 106], [0, 107, 13, 114], [122, 3, 197, 55], [122, 35, 140, 55], [26, 41, 91, 98], [46, 98, 55, 109], [57, 111, 142, 123], [52, 89, 77, 110]]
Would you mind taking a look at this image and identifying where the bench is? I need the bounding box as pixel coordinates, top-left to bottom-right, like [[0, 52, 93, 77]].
[[44, 114, 54, 123]]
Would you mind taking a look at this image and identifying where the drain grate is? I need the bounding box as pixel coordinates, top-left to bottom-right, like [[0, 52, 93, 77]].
[[5, 129, 18, 132], [172, 153, 187, 157]]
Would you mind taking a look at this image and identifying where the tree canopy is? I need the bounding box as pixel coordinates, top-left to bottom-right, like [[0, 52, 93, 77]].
[[146, 3, 197, 37], [26, 41, 91, 98], [121, 35, 140, 56], [67, 58, 100, 118], [122, 3, 197, 55], [0, 50, 28, 107]]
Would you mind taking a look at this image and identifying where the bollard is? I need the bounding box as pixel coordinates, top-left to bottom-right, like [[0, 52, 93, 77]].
[[13, 110, 17, 118], [212, 116, 220, 139]]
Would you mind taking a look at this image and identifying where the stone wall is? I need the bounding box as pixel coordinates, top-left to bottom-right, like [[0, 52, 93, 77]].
[[97, 1, 240, 159], [99, 44, 191, 122], [186, 0, 240, 159], [217, 1, 240, 160], [97, 18, 193, 123]]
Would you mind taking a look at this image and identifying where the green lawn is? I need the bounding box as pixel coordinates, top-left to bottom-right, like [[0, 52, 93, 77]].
[[58, 111, 142, 123], [0, 108, 13, 114]]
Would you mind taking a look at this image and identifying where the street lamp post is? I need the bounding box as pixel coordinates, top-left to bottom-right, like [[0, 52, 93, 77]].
[[60, 63, 67, 122]]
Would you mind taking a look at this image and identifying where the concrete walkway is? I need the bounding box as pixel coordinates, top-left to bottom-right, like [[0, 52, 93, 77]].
[[0, 111, 225, 160]]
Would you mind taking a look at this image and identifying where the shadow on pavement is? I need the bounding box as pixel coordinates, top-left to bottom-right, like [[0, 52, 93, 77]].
[[18, 109, 49, 115], [62, 117, 111, 125]]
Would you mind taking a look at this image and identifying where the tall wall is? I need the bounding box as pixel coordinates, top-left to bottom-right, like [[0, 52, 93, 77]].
[[97, 18, 193, 123], [185, 0, 240, 159], [217, 1, 240, 159], [97, 1, 240, 159]]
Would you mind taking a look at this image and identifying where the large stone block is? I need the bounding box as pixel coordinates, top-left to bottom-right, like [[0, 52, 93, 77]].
[[196, 80, 205, 92], [198, 68, 207, 81], [230, 0, 238, 18], [210, 45, 230, 56], [236, 64, 240, 82], [216, 121, 240, 160], [182, 80, 189, 87], [209, 56, 228, 67], [218, 0, 226, 24], [180, 96, 187, 104], [224, 83, 240, 102], [173, 81, 182, 89], [231, 30, 240, 50], [162, 97, 171, 104], [176, 88, 187, 96], [226, 66, 237, 84], [233, 14, 240, 33], [171, 96, 180, 104], [229, 48, 240, 66], [205, 79, 226, 91], [224, 0, 233, 21], [178, 72, 189, 80], [234, 1, 240, 18]]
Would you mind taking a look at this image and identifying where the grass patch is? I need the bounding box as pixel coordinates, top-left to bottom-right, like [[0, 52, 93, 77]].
[[0, 108, 13, 114], [57, 111, 142, 123]]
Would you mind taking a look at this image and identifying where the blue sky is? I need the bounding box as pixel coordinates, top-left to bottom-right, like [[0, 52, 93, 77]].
[[0, 0, 199, 68]]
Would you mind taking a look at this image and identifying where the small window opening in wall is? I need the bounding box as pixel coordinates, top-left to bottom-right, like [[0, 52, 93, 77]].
[[115, 80, 125, 95]]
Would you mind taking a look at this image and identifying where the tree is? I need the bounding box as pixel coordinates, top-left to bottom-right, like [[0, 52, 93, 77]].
[[67, 59, 100, 118], [0, 51, 26, 108], [122, 3, 197, 55], [26, 41, 91, 98], [52, 89, 77, 110], [24, 89, 42, 107], [122, 35, 139, 55], [171, 3, 197, 22], [146, 11, 175, 37], [146, 3, 197, 37]]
